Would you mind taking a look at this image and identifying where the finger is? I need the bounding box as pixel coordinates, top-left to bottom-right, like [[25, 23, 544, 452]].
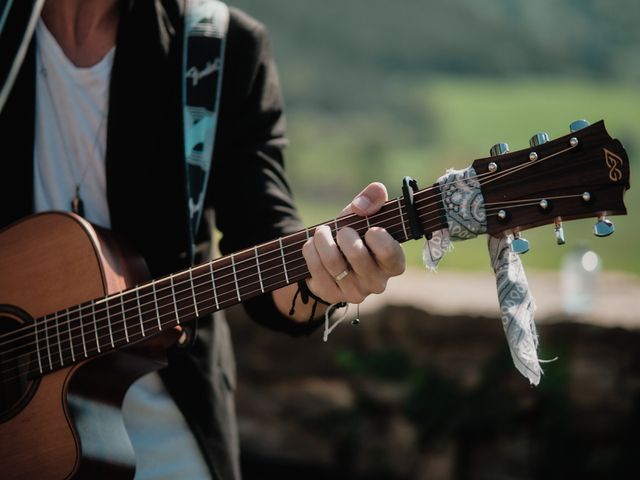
[[339, 182, 388, 217], [302, 237, 342, 302], [313, 225, 350, 279], [336, 227, 378, 283], [365, 227, 406, 277], [311, 226, 367, 303]]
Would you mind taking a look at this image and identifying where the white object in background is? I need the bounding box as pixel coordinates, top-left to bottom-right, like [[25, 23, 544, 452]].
[[561, 245, 601, 315]]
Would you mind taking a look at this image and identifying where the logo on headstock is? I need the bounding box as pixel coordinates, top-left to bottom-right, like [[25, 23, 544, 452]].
[[604, 148, 623, 182]]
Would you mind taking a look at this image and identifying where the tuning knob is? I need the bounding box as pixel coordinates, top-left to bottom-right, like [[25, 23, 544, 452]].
[[529, 132, 549, 147], [570, 119, 590, 132], [594, 215, 615, 237], [511, 232, 530, 254], [490, 142, 509, 157], [554, 217, 566, 245]]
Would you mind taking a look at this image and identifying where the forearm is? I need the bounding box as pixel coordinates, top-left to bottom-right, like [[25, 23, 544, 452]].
[[272, 282, 329, 322]]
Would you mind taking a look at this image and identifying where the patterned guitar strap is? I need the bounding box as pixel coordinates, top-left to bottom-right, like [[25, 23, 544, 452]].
[[183, 0, 229, 255], [423, 167, 543, 385]]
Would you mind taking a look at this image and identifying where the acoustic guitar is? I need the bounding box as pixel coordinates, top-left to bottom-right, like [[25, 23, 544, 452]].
[[0, 120, 630, 479]]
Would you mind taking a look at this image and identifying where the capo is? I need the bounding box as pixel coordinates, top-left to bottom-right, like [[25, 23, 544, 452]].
[[401, 176, 425, 240]]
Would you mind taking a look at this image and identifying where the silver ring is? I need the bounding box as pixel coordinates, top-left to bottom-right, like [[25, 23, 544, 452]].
[[334, 269, 349, 282]]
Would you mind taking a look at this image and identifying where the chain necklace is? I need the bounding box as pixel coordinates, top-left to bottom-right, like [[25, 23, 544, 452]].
[[36, 44, 109, 218]]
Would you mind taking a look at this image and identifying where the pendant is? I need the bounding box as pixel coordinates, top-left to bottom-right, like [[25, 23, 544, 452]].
[[71, 187, 85, 217]]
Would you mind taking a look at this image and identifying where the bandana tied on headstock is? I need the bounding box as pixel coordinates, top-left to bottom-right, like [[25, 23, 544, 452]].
[[424, 167, 543, 385]]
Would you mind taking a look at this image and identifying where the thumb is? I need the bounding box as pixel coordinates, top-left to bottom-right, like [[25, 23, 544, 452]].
[[340, 182, 388, 217]]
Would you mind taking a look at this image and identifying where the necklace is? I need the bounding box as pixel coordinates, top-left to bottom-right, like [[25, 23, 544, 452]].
[[36, 44, 109, 218]]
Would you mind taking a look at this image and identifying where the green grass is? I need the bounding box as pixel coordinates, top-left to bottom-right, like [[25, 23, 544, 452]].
[[289, 76, 639, 276]]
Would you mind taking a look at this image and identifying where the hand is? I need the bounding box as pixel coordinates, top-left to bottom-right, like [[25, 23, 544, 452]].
[[302, 182, 405, 305]]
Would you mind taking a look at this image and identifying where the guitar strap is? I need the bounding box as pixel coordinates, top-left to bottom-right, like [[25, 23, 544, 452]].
[[183, 0, 229, 259]]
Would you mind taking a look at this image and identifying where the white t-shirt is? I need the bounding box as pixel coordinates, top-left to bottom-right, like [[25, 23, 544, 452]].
[[33, 19, 112, 228], [33, 19, 210, 480]]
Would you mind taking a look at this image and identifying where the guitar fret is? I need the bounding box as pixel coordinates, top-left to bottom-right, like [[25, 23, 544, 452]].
[[278, 238, 289, 284], [54, 312, 64, 366], [104, 298, 115, 348], [189, 269, 199, 317], [92, 300, 101, 353], [66, 308, 76, 363], [231, 255, 241, 302], [397, 197, 408, 241], [79, 303, 87, 358], [366, 216, 371, 229], [209, 262, 219, 310], [34, 316, 43, 374], [43, 314, 53, 371], [121, 295, 129, 343], [170, 275, 180, 324], [255, 246, 264, 293], [256, 242, 284, 291], [152, 281, 162, 331], [136, 287, 145, 337]]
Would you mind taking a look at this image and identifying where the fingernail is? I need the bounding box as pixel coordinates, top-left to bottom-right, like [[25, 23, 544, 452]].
[[353, 195, 371, 211]]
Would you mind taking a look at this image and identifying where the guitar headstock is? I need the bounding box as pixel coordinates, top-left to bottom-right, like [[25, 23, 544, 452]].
[[472, 120, 630, 240]]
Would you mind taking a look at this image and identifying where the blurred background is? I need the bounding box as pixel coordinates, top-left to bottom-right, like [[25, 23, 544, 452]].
[[229, 0, 640, 478]]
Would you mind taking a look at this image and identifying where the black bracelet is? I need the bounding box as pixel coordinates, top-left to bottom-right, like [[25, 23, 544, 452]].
[[289, 279, 339, 321]]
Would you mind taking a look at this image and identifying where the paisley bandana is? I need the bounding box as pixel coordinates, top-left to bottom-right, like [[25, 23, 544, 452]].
[[489, 235, 541, 385], [424, 167, 486, 269], [424, 166, 543, 385]]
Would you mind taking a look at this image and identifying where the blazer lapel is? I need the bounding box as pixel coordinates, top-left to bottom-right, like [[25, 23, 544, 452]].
[[0, 40, 35, 228], [106, 1, 190, 274]]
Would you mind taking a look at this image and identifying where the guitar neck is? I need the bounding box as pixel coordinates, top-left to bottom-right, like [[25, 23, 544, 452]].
[[30, 186, 447, 377]]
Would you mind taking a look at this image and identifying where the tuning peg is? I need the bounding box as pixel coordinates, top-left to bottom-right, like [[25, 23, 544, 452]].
[[490, 142, 509, 156], [529, 132, 549, 147], [594, 215, 615, 237], [570, 119, 590, 132], [554, 217, 566, 245], [511, 232, 530, 254]]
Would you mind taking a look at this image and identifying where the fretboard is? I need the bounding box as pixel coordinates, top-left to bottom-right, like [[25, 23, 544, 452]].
[[26, 186, 447, 377]]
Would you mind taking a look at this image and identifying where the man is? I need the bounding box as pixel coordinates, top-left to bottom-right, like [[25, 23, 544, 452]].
[[0, 0, 405, 478]]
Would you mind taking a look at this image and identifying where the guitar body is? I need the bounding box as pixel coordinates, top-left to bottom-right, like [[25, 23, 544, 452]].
[[0, 212, 168, 480]]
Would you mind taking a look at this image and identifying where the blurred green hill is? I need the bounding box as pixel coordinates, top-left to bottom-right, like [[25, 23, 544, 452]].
[[231, 0, 639, 275]]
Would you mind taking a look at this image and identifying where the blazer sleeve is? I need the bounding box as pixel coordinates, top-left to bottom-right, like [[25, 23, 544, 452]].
[[207, 8, 322, 336]]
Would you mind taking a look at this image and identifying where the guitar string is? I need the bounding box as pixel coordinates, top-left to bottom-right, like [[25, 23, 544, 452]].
[[0, 137, 582, 362], [484, 193, 585, 207], [484, 193, 586, 211], [0, 193, 523, 380], [22, 137, 578, 336], [0, 139, 583, 362], [2, 209, 528, 383], [0, 182, 454, 352], [0, 138, 583, 371], [0, 178, 536, 359], [15, 136, 577, 345], [0, 135, 580, 351], [473, 144, 576, 189], [0, 194, 586, 384], [0, 190, 584, 382]]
